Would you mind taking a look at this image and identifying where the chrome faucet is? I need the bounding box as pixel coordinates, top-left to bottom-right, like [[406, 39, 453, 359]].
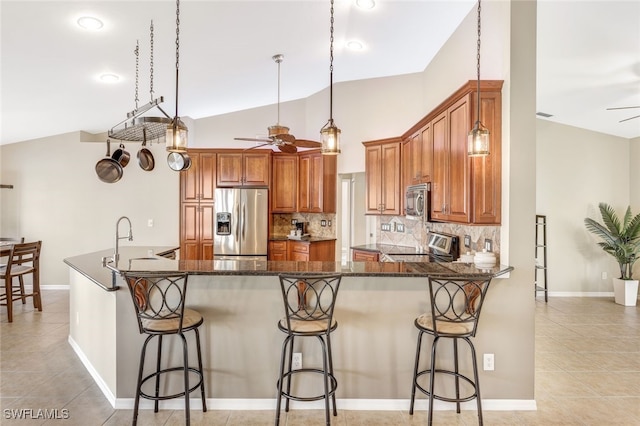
[[114, 216, 133, 264]]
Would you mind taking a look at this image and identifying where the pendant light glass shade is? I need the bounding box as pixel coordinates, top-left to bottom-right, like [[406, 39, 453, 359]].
[[468, 123, 489, 157], [321, 120, 341, 155], [166, 119, 188, 152], [468, 0, 489, 157]]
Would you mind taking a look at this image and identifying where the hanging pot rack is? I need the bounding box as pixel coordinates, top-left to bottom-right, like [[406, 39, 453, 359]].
[[108, 21, 172, 144]]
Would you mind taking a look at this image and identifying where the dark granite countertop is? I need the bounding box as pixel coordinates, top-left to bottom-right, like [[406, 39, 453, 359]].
[[351, 244, 426, 255], [65, 246, 512, 291]]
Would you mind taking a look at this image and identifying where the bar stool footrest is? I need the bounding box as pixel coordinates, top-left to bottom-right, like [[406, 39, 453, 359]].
[[139, 366, 204, 402], [277, 368, 338, 402], [414, 369, 478, 403]]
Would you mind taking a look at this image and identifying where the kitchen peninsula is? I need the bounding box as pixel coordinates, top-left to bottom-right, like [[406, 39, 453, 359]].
[[64, 246, 512, 410]]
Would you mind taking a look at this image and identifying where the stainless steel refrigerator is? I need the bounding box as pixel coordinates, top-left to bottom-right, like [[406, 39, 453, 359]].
[[214, 187, 268, 260]]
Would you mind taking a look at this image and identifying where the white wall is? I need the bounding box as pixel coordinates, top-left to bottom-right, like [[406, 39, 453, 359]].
[[0, 132, 179, 285], [537, 119, 635, 293]]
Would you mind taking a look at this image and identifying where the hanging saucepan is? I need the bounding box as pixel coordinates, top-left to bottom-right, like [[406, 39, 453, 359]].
[[95, 140, 123, 183], [111, 143, 130, 167], [137, 128, 155, 171], [167, 152, 192, 171]]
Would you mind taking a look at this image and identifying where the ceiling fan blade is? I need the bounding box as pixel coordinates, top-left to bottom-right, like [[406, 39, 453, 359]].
[[606, 106, 640, 110], [278, 143, 297, 154], [293, 139, 322, 148], [275, 133, 295, 143], [620, 114, 640, 123], [234, 137, 273, 143], [243, 143, 271, 151]]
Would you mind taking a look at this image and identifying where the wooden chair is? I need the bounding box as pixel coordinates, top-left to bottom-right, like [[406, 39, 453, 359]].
[[0, 240, 42, 322], [0, 237, 26, 303]]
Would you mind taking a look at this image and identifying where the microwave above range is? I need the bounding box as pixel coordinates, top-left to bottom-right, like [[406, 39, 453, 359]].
[[405, 183, 431, 221]]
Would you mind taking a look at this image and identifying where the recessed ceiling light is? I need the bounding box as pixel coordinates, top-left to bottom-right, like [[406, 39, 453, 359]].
[[346, 40, 364, 51], [355, 0, 375, 10], [99, 73, 120, 83], [77, 16, 103, 30]]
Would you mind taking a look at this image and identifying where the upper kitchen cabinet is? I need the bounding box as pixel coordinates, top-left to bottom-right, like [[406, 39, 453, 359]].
[[271, 153, 298, 213], [363, 138, 402, 215], [298, 150, 337, 213], [426, 80, 503, 224], [181, 149, 216, 203], [216, 150, 271, 187], [404, 123, 432, 187]]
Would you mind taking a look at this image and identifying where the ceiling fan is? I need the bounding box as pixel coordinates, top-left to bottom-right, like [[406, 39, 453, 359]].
[[234, 54, 321, 154], [606, 105, 640, 123]]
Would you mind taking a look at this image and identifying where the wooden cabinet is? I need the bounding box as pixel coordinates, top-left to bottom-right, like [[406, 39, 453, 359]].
[[363, 138, 402, 215], [268, 240, 288, 261], [180, 203, 214, 261], [431, 96, 471, 223], [180, 149, 216, 260], [216, 151, 270, 187], [268, 240, 336, 261], [271, 154, 298, 212], [181, 150, 216, 203], [405, 123, 432, 186], [403, 80, 503, 224], [298, 150, 337, 213], [352, 249, 379, 262]]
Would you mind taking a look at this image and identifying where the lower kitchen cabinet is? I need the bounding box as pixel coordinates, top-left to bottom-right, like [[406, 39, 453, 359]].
[[352, 249, 379, 262], [268, 240, 336, 261], [180, 203, 214, 261]]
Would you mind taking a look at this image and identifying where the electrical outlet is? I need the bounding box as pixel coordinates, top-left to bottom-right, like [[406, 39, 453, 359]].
[[381, 223, 391, 232], [483, 353, 494, 371], [601, 271, 608, 280], [396, 223, 405, 232], [464, 235, 471, 248], [328, 220, 332, 227], [292, 353, 302, 370], [147, 219, 154, 227], [321, 220, 327, 227], [291, 219, 298, 225], [484, 239, 493, 252]]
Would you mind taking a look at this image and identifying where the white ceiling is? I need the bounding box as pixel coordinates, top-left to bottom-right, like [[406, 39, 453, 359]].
[[1, 0, 639, 146]]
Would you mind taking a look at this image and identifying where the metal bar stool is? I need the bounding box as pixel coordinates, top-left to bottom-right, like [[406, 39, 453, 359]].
[[0, 240, 41, 322], [122, 272, 206, 426], [275, 273, 342, 426], [409, 275, 493, 425]]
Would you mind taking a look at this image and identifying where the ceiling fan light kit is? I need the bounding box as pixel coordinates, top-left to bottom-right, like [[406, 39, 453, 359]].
[[321, 0, 341, 155], [467, 0, 490, 157]]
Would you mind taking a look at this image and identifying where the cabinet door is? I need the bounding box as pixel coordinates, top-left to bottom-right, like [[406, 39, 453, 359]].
[[298, 154, 312, 212], [216, 152, 243, 186], [199, 152, 217, 202], [380, 142, 402, 215], [352, 249, 379, 262], [365, 145, 383, 214], [243, 152, 271, 186], [299, 153, 324, 213], [180, 203, 200, 260], [447, 95, 471, 223], [272, 154, 298, 212], [268, 241, 288, 261], [431, 111, 448, 221], [182, 155, 200, 202], [419, 124, 432, 183], [471, 90, 502, 224], [200, 204, 214, 260], [409, 130, 423, 185]]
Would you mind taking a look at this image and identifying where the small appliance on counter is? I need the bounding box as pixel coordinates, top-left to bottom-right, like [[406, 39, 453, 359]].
[[288, 221, 310, 240]]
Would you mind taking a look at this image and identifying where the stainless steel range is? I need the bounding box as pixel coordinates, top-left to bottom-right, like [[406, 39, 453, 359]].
[[380, 231, 459, 263]]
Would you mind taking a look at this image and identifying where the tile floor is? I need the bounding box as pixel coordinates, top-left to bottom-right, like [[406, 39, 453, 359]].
[[1, 290, 639, 425]]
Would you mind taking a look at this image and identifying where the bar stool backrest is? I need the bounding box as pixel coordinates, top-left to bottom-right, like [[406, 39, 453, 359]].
[[3, 241, 41, 277], [427, 276, 492, 338], [279, 273, 342, 335], [123, 272, 190, 334]]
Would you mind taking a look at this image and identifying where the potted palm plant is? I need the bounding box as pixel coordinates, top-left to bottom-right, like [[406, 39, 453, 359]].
[[584, 202, 640, 306]]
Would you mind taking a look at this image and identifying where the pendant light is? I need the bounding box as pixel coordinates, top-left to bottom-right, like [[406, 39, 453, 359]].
[[467, 0, 489, 157], [320, 0, 341, 155], [166, 0, 188, 153]]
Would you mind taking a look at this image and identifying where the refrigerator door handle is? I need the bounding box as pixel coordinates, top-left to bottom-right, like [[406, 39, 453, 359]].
[[234, 201, 240, 243], [241, 202, 246, 241]]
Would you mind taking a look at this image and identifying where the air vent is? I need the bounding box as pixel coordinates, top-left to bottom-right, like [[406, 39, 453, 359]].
[[536, 112, 553, 118]]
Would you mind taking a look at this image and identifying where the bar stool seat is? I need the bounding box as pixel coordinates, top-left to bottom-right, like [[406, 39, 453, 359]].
[[275, 273, 342, 426], [123, 272, 206, 426], [409, 275, 493, 425]]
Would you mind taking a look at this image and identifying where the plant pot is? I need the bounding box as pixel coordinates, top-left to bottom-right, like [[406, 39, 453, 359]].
[[613, 278, 639, 306]]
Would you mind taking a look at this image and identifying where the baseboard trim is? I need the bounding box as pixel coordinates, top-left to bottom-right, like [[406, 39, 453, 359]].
[[111, 397, 538, 411], [67, 336, 116, 407], [548, 291, 614, 297]]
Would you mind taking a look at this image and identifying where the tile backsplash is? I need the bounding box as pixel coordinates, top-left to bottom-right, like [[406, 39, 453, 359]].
[[374, 216, 500, 259], [272, 213, 337, 238]]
